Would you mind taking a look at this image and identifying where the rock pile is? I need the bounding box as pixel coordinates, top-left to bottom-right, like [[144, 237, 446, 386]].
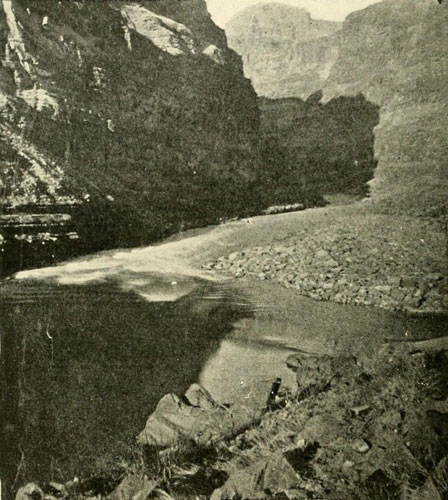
[[203, 225, 447, 313], [210, 349, 448, 499]]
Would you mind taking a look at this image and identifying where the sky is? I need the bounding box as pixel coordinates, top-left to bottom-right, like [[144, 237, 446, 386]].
[[205, 0, 383, 27]]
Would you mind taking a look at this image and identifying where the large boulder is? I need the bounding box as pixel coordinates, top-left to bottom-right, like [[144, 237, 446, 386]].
[[137, 384, 260, 448]]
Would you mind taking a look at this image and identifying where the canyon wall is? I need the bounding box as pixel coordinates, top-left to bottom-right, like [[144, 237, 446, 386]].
[[227, 0, 448, 216], [226, 3, 342, 99], [323, 0, 448, 216], [0, 0, 262, 274]]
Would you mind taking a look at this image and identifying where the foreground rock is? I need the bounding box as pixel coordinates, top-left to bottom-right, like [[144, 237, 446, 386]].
[[211, 448, 317, 500], [108, 475, 158, 500], [137, 384, 260, 449], [210, 349, 448, 500], [14, 349, 448, 500]]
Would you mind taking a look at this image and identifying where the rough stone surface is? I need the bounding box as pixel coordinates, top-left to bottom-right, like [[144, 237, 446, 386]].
[[108, 475, 157, 500], [137, 384, 260, 448], [15, 484, 44, 500], [211, 451, 303, 500], [206, 218, 447, 313], [226, 3, 342, 99]]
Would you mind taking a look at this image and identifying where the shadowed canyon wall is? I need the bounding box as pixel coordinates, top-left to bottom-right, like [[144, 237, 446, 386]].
[[0, 0, 264, 274], [259, 93, 379, 197]]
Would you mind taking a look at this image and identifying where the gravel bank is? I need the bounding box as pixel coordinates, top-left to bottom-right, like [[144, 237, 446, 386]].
[[203, 217, 447, 313]]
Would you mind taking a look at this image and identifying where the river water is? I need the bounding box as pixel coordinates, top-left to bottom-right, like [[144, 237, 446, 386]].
[[1, 248, 447, 495]]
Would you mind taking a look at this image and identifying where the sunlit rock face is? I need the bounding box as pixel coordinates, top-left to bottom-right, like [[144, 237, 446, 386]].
[[226, 3, 342, 99], [120, 4, 197, 56], [0, 0, 261, 266]]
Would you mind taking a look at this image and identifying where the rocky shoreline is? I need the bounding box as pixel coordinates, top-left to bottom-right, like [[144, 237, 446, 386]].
[[203, 218, 447, 314], [14, 341, 448, 500]]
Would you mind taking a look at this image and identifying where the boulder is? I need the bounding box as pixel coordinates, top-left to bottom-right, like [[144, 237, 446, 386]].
[[352, 439, 371, 454], [184, 383, 216, 410], [417, 456, 448, 500], [203, 44, 225, 65], [291, 354, 359, 397], [314, 249, 331, 262], [137, 384, 259, 449]]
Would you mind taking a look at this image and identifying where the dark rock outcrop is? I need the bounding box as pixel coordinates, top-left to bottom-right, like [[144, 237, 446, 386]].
[[0, 0, 262, 274], [259, 93, 379, 196]]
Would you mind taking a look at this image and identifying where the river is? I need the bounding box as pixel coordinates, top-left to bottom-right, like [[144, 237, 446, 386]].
[[1, 237, 447, 497]]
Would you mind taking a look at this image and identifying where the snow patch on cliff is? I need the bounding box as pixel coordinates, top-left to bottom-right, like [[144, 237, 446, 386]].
[[120, 4, 196, 56]]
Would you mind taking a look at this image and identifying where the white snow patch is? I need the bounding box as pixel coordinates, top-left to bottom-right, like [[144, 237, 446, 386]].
[[120, 4, 196, 56]]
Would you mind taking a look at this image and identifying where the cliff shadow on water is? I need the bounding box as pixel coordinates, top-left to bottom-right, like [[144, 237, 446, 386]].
[[259, 91, 380, 198], [0, 279, 254, 498]]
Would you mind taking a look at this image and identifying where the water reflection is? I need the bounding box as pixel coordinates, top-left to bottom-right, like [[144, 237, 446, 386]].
[[0, 279, 253, 494]]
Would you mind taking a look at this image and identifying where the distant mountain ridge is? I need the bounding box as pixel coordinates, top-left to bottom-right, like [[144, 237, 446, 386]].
[[226, 3, 342, 98]]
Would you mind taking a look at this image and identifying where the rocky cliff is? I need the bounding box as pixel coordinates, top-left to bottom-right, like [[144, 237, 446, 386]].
[[226, 3, 342, 99], [259, 93, 379, 196], [227, 0, 448, 217], [323, 0, 448, 216], [0, 0, 261, 275]]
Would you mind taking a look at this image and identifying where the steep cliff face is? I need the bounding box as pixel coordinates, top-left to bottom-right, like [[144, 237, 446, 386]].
[[259, 93, 379, 196], [226, 3, 342, 99], [226, 0, 447, 217], [0, 0, 261, 273], [323, 0, 448, 216]]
